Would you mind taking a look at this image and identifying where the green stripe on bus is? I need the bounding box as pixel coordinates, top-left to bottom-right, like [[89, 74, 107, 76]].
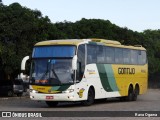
[[57, 85, 71, 91], [96, 64, 113, 92], [104, 64, 118, 91], [51, 86, 60, 91], [51, 85, 71, 91]]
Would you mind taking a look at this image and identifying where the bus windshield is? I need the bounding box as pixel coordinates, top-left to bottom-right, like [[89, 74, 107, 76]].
[[30, 59, 74, 85]]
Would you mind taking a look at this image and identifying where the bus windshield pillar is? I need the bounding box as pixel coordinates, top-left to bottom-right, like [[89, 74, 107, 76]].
[[72, 55, 77, 70]]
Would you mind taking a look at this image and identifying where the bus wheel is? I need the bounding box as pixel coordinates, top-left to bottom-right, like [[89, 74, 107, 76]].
[[133, 85, 139, 101], [46, 101, 58, 107], [82, 88, 95, 106], [126, 86, 134, 101]]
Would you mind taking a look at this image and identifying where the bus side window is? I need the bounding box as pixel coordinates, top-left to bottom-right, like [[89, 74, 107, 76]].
[[106, 47, 115, 63], [97, 46, 105, 63], [87, 45, 97, 64], [77, 44, 85, 81], [138, 50, 147, 65], [123, 48, 131, 64], [131, 50, 138, 64], [115, 48, 123, 64]]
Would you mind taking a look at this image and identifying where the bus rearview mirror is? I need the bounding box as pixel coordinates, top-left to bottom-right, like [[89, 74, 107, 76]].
[[21, 56, 30, 71]]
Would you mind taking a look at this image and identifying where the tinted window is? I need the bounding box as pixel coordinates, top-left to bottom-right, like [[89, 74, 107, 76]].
[[138, 51, 147, 64], [97, 46, 105, 63], [123, 49, 131, 64], [77, 44, 85, 72], [115, 48, 123, 64], [106, 47, 115, 63], [86, 44, 146, 65], [131, 50, 138, 64], [14, 80, 23, 85], [87, 45, 97, 64]]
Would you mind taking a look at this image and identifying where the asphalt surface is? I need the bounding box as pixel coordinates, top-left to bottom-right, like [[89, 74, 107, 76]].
[[0, 89, 160, 120]]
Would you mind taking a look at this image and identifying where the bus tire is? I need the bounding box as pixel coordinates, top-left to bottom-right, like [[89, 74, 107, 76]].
[[46, 101, 58, 107], [126, 86, 134, 101], [82, 88, 95, 106], [133, 85, 139, 101]]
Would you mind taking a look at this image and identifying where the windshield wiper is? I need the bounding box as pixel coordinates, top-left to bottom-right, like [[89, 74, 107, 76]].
[[39, 69, 49, 80], [51, 69, 62, 84]]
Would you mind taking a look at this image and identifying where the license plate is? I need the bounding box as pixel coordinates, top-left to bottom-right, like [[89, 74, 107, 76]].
[[46, 96, 54, 99]]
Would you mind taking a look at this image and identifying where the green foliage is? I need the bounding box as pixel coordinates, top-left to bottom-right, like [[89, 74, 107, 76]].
[[0, 3, 160, 80], [0, 3, 55, 80]]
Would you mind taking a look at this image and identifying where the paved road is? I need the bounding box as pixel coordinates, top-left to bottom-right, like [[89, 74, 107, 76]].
[[0, 89, 160, 120]]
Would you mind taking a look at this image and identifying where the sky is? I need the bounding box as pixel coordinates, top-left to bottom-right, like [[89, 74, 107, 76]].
[[2, 0, 160, 32]]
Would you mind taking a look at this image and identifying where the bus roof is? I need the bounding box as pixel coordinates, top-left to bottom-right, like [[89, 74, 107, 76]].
[[35, 39, 86, 46], [35, 39, 146, 50]]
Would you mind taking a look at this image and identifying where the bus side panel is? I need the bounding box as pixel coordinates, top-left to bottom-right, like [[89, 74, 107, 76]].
[[84, 64, 121, 99], [83, 64, 106, 99], [84, 63, 147, 99], [112, 64, 148, 96]]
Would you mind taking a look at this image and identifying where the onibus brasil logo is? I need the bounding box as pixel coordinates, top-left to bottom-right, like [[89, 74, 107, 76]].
[[1, 112, 42, 118]]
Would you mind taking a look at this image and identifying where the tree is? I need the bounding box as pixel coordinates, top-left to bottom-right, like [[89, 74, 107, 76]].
[[0, 3, 54, 80], [0, 2, 160, 86]]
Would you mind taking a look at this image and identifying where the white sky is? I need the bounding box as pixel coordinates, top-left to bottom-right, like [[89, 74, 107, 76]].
[[3, 0, 160, 32]]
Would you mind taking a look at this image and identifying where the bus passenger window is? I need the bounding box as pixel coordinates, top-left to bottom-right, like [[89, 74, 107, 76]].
[[138, 51, 147, 64], [123, 49, 131, 64], [131, 50, 138, 64], [87, 45, 97, 64], [97, 46, 105, 63], [115, 48, 123, 64], [106, 47, 115, 63]]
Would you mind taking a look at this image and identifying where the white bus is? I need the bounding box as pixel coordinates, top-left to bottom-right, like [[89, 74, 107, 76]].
[[21, 39, 148, 107]]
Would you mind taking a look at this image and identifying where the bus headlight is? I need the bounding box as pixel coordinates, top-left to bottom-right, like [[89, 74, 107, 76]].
[[30, 89, 38, 93], [62, 89, 74, 93]]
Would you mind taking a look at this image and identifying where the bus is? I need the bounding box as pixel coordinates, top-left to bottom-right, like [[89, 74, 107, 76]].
[[21, 39, 148, 107]]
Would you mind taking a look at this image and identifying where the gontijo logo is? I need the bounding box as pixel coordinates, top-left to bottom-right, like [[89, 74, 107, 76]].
[[118, 68, 135, 74]]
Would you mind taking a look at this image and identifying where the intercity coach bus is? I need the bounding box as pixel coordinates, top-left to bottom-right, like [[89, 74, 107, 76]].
[[21, 39, 148, 107]]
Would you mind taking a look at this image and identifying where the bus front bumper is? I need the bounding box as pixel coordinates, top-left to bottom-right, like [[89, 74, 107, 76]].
[[30, 92, 77, 101]]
